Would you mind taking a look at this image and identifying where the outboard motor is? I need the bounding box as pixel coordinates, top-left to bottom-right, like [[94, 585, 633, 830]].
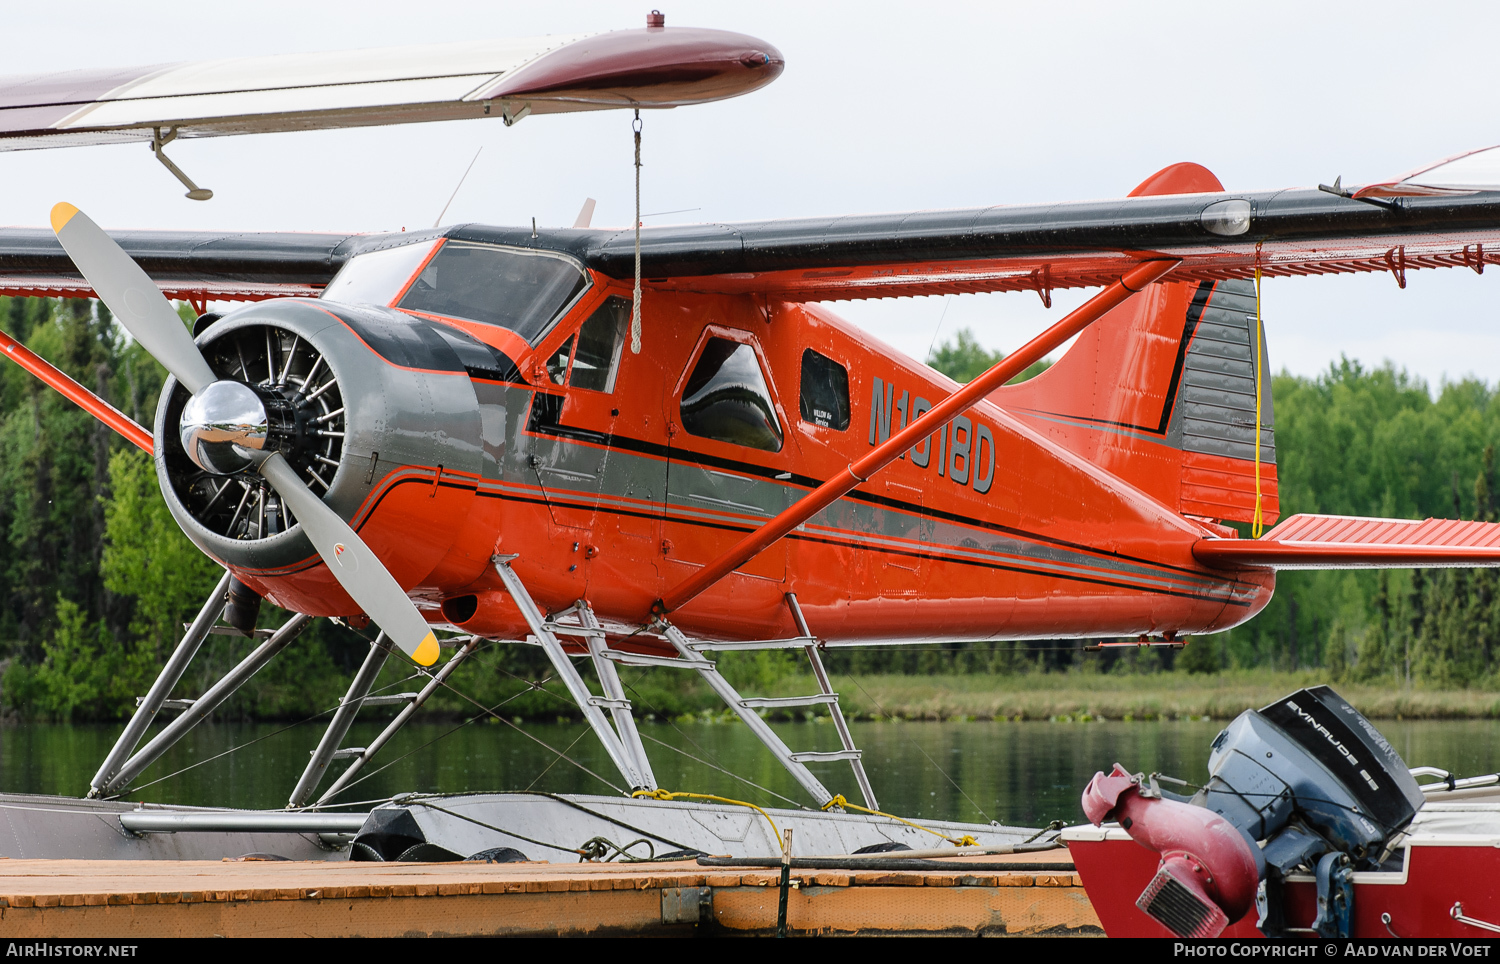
[[1082, 686, 1425, 938]]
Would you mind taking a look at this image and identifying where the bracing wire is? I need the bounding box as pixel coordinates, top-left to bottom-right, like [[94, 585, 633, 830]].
[[427, 675, 626, 794], [117, 671, 424, 798], [618, 674, 805, 808], [309, 676, 556, 803], [1253, 242, 1266, 538], [630, 109, 643, 354], [844, 673, 992, 823], [525, 724, 596, 791]]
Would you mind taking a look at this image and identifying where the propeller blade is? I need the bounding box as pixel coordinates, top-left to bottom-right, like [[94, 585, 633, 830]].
[[50, 203, 217, 394], [51, 202, 439, 667], [259, 452, 440, 666]]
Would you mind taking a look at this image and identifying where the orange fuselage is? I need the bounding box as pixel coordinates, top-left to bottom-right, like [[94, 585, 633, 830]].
[[239, 274, 1275, 651]]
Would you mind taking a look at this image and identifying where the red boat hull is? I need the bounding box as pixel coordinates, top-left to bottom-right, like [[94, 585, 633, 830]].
[[1067, 828, 1500, 938]]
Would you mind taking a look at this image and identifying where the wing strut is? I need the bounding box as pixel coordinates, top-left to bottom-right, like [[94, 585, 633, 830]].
[[0, 326, 153, 452], [656, 258, 1181, 615]]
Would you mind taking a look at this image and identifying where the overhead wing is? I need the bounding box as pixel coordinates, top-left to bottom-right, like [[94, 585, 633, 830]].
[[0, 23, 783, 151], [7, 162, 1500, 304], [0, 225, 401, 304], [1193, 514, 1500, 570]]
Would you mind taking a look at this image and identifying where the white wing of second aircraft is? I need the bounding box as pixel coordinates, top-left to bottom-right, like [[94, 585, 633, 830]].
[[0, 19, 783, 152]]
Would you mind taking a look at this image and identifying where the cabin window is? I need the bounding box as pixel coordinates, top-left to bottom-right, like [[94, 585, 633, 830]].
[[569, 296, 629, 393], [397, 241, 589, 344], [680, 337, 783, 452], [799, 349, 851, 430]]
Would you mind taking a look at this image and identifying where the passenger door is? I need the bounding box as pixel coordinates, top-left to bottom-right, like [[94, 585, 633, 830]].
[[663, 328, 789, 584]]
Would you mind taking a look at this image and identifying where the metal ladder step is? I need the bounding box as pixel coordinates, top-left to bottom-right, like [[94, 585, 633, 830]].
[[739, 694, 838, 709], [587, 695, 633, 710], [182, 624, 274, 639], [357, 692, 419, 707], [788, 749, 863, 763], [329, 747, 366, 759], [137, 697, 196, 711], [598, 649, 713, 670], [689, 636, 816, 652], [544, 623, 606, 639]]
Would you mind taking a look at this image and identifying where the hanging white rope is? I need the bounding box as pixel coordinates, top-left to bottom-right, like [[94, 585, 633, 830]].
[[630, 109, 643, 354]]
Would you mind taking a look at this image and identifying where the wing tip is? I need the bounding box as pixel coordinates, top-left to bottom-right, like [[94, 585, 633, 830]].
[[50, 202, 80, 234]]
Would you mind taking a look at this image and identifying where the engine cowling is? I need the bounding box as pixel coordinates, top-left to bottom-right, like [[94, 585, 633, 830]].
[[154, 299, 500, 614]]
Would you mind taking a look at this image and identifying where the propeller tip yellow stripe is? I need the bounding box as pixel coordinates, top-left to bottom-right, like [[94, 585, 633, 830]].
[[413, 631, 440, 666], [50, 203, 80, 234]]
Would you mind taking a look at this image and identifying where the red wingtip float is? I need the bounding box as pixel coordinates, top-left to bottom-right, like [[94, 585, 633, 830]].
[[6, 12, 1500, 887]]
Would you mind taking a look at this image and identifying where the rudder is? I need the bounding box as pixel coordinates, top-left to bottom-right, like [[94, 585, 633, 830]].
[[993, 163, 1277, 530]]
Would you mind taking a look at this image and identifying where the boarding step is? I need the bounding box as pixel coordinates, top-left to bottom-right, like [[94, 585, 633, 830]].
[[357, 692, 419, 707], [788, 749, 863, 763], [739, 694, 839, 709], [183, 624, 274, 639], [688, 636, 816, 652], [544, 623, 606, 639], [136, 697, 196, 711], [599, 649, 714, 670]]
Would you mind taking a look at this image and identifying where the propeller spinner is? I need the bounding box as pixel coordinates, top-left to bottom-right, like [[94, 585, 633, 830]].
[[50, 203, 440, 667]]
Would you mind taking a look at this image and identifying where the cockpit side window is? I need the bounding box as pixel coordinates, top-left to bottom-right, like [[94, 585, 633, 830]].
[[569, 296, 629, 393], [546, 336, 576, 385], [397, 241, 590, 344], [680, 337, 784, 452], [799, 348, 851, 430]]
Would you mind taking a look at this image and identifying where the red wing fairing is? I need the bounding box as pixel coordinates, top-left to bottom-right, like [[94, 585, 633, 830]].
[[1195, 514, 1500, 570]]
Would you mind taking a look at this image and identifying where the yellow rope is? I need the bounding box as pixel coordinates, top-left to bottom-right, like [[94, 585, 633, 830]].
[[633, 789, 783, 847], [820, 794, 977, 847], [1252, 254, 1265, 538]]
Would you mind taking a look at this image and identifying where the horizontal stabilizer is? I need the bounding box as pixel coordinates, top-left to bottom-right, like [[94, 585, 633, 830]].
[[1193, 513, 1500, 570]]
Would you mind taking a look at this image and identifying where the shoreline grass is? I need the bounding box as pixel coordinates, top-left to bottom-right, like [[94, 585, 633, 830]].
[[756, 670, 1500, 722]]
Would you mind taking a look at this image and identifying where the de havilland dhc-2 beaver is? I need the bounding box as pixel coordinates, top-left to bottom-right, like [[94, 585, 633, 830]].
[[6, 11, 1500, 938]]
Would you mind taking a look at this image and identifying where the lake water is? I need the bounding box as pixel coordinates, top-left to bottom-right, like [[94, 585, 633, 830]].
[[5, 717, 1499, 826]]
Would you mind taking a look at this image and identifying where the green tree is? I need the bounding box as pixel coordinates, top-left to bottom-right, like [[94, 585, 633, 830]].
[[927, 329, 1050, 384], [102, 448, 220, 665]]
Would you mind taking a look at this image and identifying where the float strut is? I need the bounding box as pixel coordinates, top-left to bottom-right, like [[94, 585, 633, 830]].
[[88, 570, 230, 798], [99, 612, 311, 796], [287, 632, 394, 808]]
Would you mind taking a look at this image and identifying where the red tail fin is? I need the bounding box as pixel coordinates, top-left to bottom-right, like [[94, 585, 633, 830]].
[[995, 163, 1278, 529]]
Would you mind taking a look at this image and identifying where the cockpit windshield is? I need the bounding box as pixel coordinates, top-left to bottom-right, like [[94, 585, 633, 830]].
[[320, 241, 437, 308], [397, 241, 590, 344]]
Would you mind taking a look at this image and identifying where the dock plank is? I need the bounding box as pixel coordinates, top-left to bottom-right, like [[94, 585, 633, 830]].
[[0, 854, 1101, 937]]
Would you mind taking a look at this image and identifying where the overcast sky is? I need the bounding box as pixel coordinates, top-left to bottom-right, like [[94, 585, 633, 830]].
[[5, 1, 1500, 391]]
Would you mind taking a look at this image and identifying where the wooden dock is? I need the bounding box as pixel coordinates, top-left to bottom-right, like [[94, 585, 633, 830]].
[[0, 848, 1101, 937]]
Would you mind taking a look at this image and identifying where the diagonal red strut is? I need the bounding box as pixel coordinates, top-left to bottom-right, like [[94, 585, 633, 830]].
[[657, 258, 1181, 615], [0, 327, 154, 452]]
